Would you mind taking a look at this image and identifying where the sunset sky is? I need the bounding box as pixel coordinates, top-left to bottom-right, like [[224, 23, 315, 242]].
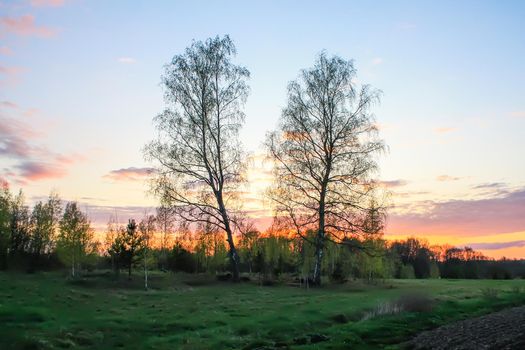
[[1, 0, 524, 258]]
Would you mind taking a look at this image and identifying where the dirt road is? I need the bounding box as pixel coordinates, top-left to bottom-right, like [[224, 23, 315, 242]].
[[408, 306, 525, 349]]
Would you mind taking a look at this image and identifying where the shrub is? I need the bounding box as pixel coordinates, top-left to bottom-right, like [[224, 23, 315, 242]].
[[396, 293, 433, 312]]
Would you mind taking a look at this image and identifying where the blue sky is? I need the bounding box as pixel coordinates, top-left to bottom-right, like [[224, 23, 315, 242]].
[[1, 0, 524, 257]]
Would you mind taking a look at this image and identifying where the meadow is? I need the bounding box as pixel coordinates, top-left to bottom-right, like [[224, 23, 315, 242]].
[[1, 272, 524, 349]]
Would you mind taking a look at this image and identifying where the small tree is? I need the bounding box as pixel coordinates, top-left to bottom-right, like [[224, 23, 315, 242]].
[[121, 219, 144, 280], [57, 202, 93, 277], [156, 205, 175, 270], [139, 214, 156, 290]]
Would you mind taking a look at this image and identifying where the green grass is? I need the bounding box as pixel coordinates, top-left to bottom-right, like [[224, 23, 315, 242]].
[[1, 272, 524, 349]]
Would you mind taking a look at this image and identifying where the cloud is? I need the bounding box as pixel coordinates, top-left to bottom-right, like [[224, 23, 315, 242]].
[[436, 175, 461, 182], [117, 57, 136, 64], [387, 187, 525, 237], [434, 127, 457, 134], [76, 204, 156, 230], [1, 100, 18, 108], [371, 57, 383, 65], [30, 0, 65, 7], [0, 111, 84, 183], [0, 46, 13, 55], [0, 64, 25, 76], [377, 179, 408, 188], [510, 111, 525, 119], [472, 182, 506, 190], [468, 240, 525, 250], [0, 14, 57, 38], [15, 161, 66, 180], [104, 167, 155, 181]]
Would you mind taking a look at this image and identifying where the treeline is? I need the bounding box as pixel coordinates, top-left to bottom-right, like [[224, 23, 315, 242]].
[[0, 184, 97, 274], [2, 182, 523, 282]]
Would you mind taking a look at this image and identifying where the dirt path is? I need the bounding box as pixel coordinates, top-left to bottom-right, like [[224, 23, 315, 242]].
[[408, 306, 525, 349]]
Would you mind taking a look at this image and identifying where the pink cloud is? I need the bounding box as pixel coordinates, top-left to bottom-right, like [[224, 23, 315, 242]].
[[15, 161, 66, 180], [0, 46, 13, 55], [386, 188, 525, 237], [104, 167, 155, 181], [30, 0, 65, 7], [0, 112, 86, 183], [0, 14, 57, 38], [0, 65, 25, 76]]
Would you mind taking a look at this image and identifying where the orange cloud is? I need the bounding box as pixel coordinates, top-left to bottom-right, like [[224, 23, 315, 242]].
[[0, 15, 57, 38], [436, 174, 461, 182], [377, 179, 408, 188], [434, 127, 457, 134]]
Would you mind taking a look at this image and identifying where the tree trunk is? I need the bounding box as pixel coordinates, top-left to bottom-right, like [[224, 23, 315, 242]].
[[216, 192, 240, 282], [313, 237, 324, 286], [313, 184, 327, 286], [144, 250, 148, 290], [225, 228, 240, 282]]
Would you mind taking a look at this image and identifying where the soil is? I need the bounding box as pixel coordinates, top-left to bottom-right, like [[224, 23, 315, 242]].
[[408, 306, 525, 349]]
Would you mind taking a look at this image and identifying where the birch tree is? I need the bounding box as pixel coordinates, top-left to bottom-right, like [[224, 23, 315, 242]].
[[57, 202, 93, 277], [267, 52, 386, 285], [145, 35, 249, 281], [139, 214, 156, 290]]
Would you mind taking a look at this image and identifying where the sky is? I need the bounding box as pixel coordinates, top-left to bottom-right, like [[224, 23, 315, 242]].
[[1, 0, 524, 258]]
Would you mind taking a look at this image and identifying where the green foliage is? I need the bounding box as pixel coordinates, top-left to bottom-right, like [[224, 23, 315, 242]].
[[107, 219, 145, 279], [399, 264, 416, 279], [29, 193, 62, 258], [57, 202, 94, 277]]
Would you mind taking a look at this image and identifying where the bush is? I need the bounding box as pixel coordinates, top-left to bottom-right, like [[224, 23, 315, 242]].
[[396, 293, 433, 312]]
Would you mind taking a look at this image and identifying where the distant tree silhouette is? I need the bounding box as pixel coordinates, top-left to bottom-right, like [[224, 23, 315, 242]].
[[145, 35, 250, 282], [267, 52, 385, 285]]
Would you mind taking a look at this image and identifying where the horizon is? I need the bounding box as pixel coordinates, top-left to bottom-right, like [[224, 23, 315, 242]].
[[1, 0, 524, 259]]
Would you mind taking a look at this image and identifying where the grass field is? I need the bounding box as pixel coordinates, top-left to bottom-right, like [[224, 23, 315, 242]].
[[1, 272, 524, 349]]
